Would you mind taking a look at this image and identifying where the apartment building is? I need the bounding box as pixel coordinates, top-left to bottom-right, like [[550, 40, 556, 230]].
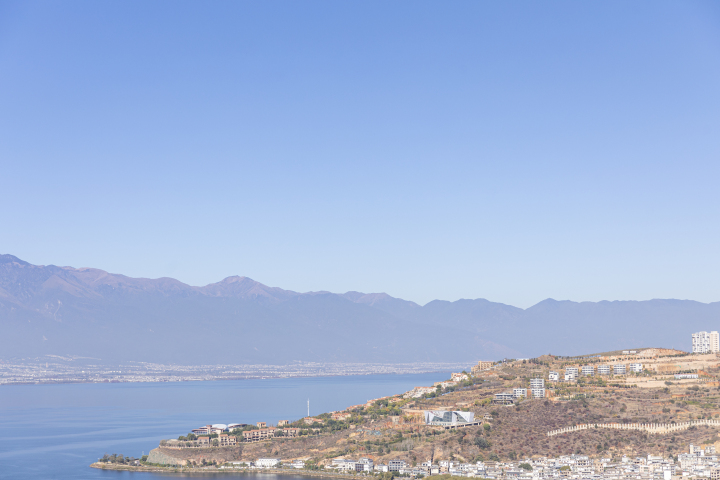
[[277, 420, 289, 426], [629, 363, 643, 373], [597, 365, 611, 375], [256, 422, 267, 428], [531, 388, 545, 398], [692, 331, 720, 354], [581, 365, 595, 376], [614, 364, 626, 375], [565, 367, 579, 377], [243, 428, 277, 442], [471, 361, 494, 375], [549, 371, 560, 382], [357, 458, 374, 472], [494, 392, 515, 403], [530, 378, 545, 389], [192, 425, 212, 435], [389, 460, 408, 472], [513, 388, 527, 398], [218, 434, 237, 446]]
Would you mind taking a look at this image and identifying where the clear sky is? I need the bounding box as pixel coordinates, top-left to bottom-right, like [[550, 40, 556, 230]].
[[1, 1, 719, 308]]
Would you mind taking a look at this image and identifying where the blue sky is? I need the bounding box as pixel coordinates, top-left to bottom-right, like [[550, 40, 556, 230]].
[[1, 1, 719, 308]]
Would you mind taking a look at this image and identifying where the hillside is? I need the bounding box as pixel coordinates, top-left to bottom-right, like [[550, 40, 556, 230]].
[[107, 349, 720, 469], [2, 254, 719, 365]]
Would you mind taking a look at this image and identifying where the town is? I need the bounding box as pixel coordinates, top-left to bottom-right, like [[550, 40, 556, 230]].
[[129, 444, 720, 480], [0, 358, 469, 385]]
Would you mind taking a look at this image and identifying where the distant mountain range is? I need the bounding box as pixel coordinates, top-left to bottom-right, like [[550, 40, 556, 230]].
[[1, 254, 717, 365]]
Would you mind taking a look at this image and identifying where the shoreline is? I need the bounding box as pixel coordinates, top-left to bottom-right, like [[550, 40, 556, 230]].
[[1, 366, 460, 387], [90, 463, 369, 478]]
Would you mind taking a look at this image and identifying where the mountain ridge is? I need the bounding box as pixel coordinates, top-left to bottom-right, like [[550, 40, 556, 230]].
[[1, 254, 717, 365]]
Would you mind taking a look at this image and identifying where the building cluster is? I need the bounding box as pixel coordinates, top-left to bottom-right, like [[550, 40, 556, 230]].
[[242, 427, 300, 441], [192, 423, 248, 435], [692, 331, 720, 354], [494, 379, 545, 403], [471, 361, 494, 375], [403, 372, 470, 399], [189, 421, 299, 443], [328, 458, 431, 474], [549, 363, 643, 382], [225, 458, 285, 469], [320, 445, 718, 479], [328, 458, 377, 472], [210, 444, 720, 479]]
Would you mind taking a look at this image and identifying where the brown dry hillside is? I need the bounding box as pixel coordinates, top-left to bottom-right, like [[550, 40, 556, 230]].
[[143, 352, 720, 466]]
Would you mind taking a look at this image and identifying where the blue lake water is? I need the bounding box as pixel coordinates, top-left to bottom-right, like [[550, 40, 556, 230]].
[[0, 372, 448, 479]]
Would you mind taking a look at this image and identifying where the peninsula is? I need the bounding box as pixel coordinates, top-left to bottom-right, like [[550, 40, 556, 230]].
[[94, 344, 720, 479]]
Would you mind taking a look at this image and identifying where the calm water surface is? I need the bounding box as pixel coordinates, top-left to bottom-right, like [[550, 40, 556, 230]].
[[0, 373, 448, 479]]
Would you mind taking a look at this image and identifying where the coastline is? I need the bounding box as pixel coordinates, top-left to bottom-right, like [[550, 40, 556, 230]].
[[2, 363, 460, 386], [90, 463, 368, 479]]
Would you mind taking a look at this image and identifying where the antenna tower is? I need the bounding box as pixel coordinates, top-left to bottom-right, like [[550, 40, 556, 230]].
[[307, 399, 310, 417]]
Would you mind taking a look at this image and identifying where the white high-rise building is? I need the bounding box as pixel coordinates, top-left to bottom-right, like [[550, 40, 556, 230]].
[[692, 331, 720, 354]]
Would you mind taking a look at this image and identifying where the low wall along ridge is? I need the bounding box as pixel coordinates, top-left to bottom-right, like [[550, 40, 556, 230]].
[[546, 419, 720, 437]]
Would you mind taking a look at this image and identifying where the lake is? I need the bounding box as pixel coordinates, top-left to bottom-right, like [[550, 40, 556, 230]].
[[0, 372, 448, 479]]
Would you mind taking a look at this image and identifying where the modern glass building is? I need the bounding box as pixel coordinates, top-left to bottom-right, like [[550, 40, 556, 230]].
[[424, 410, 475, 425]]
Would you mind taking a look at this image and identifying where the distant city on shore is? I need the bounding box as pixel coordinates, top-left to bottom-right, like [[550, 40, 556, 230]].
[[0, 360, 468, 386]]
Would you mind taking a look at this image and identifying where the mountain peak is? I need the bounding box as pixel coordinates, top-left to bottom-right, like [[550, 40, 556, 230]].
[[0, 254, 30, 266]]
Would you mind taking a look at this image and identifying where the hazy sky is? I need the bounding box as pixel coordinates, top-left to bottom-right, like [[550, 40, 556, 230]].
[[1, 1, 719, 308]]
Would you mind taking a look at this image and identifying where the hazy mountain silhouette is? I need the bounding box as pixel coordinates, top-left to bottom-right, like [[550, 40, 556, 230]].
[[1, 254, 717, 364]]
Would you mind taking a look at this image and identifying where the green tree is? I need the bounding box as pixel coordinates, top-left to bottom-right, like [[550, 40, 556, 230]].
[[474, 437, 491, 449]]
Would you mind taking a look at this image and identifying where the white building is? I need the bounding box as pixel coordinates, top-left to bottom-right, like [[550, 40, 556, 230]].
[[565, 367, 579, 377], [597, 365, 611, 375], [565, 371, 577, 381], [629, 363, 643, 373], [256, 458, 281, 468], [614, 364, 626, 375], [692, 331, 720, 354], [531, 388, 545, 398], [358, 458, 374, 472], [530, 378, 544, 389], [513, 388, 527, 398], [389, 460, 407, 472], [549, 371, 560, 382], [581, 365, 595, 376], [494, 392, 514, 402]]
